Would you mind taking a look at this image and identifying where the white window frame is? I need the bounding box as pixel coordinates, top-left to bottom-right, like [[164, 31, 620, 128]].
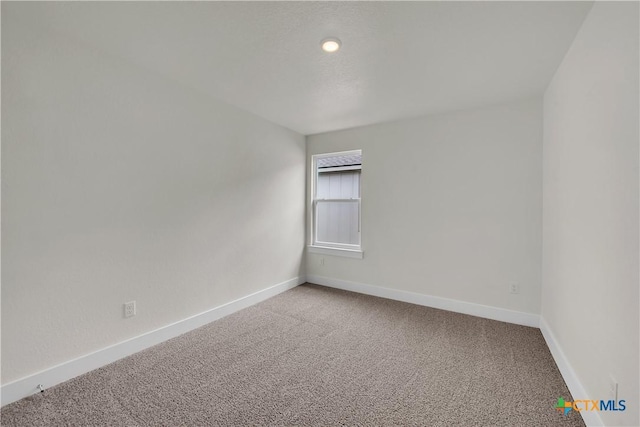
[[308, 150, 363, 259]]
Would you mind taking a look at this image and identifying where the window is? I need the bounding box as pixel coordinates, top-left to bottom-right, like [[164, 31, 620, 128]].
[[309, 150, 363, 258]]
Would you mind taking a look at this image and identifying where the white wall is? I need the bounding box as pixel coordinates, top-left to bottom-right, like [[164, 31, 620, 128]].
[[1, 7, 305, 384], [307, 97, 542, 315], [542, 2, 639, 426]]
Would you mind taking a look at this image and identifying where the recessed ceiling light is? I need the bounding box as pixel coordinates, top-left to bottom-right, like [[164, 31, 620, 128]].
[[321, 37, 341, 53]]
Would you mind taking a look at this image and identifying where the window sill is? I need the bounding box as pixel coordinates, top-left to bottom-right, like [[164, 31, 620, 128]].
[[307, 245, 364, 259]]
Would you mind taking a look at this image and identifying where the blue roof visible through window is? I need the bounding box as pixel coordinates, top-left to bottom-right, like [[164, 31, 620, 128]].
[[317, 154, 362, 169]]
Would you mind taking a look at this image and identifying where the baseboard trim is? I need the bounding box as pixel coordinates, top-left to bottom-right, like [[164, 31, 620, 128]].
[[1, 276, 304, 407], [539, 317, 603, 427], [306, 275, 539, 328]]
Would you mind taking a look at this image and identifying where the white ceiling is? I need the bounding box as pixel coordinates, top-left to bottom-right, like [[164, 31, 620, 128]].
[[10, 1, 593, 135]]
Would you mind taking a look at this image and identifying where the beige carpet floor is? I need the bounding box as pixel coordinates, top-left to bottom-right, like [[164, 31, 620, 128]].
[[1, 283, 584, 426]]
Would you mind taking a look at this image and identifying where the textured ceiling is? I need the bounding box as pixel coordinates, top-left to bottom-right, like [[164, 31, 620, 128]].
[[6, 2, 593, 135]]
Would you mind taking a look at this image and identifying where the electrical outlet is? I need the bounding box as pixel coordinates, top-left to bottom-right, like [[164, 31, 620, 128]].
[[609, 375, 618, 401], [509, 283, 520, 294], [124, 301, 136, 318]]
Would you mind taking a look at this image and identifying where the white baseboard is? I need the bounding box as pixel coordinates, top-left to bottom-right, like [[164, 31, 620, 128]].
[[306, 275, 539, 327], [1, 276, 304, 407], [539, 317, 603, 427]]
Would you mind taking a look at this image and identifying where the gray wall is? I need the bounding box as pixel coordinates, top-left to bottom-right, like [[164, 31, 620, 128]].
[[1, 8, 306, 383], [307, 97, 543, 315], [542, 2, 639, 425]]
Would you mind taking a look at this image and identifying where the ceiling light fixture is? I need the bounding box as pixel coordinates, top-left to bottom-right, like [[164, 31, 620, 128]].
[[321, 37, 341, 53]]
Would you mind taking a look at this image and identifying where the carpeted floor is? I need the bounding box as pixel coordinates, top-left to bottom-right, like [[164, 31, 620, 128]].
[[1, 283, 584, 426]]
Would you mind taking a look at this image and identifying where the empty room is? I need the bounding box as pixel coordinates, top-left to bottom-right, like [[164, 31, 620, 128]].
[[1, 1, 638, 426]]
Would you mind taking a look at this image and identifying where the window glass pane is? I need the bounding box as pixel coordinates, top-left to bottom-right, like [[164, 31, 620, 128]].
[[317, 171, 360, 199], [313, 150, 361, 249], [317, 154, 361, 169], [316, 200, 359, 245]]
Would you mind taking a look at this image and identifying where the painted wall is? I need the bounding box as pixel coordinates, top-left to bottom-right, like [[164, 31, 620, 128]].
[[1, 8, 305, 383], [307, 97, 542, 315], [541, 2, 639, 426]]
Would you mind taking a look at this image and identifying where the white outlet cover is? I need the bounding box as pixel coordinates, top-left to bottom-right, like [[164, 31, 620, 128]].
[[124, 301, 136, 318]]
